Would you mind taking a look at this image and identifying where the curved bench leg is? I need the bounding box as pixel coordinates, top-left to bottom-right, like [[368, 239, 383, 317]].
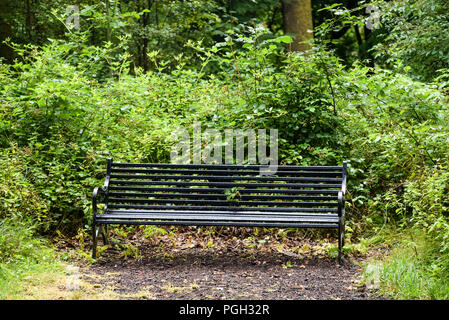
[[92, 223, 99, 259], [101, 225, 109, 245], [93, 224, 109, 259], [338, 222, 343, 265]]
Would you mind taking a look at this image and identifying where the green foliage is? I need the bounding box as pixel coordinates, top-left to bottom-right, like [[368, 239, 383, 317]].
[[376, 0, 449, 81], [224, 187, 241, 201], [1, 0, 449, 300], [0, 39, 213, 232], [0, 220, 51, 265], [368, 228, 449, 299], [0, 154, 48, 224], [142, 226, 168, 239], [191, 26, 344, 164], [0, 219, 61, 299]]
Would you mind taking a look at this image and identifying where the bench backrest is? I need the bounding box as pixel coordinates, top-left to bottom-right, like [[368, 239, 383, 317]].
[[102, 159, 347, 214]]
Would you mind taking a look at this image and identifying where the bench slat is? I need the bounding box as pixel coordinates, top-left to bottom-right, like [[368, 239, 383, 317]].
[[111, 162, 343, 171], [108, 192, 338, 201], [96, 212, 339, 223], [100, 209, 338, 217], [109, 174, 342, 183], [107, 197, 339, 207], [95, 219, 339, 229], [106, 204, 338, 212], [109, 180, 341, 188], [110, 168, 342, 177], [108, 186, 341, 194]]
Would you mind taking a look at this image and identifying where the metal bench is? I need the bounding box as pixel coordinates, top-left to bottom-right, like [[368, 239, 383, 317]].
[[92, 158, 348, 263]]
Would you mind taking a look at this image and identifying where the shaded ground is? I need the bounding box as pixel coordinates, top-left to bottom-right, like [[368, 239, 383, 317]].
[[83, 251, 377, 300], [72, 227, 385, 300]]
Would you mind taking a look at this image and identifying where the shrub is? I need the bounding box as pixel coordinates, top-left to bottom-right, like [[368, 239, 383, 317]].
[[375, 0, 449, 82]]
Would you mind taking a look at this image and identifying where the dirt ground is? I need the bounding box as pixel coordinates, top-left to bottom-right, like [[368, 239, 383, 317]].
[[71, 227, 386, 300]]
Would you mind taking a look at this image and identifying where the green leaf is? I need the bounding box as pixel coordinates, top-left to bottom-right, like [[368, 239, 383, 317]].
[[275, 35, 293, 44]]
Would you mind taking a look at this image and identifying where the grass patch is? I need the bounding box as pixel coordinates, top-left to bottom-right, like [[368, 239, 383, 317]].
[[362, 227, 449, 300], [0, 220, 126, 299], [0, 220, 65, 299]]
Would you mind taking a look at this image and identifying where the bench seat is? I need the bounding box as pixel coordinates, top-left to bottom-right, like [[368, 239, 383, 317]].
[[97, 210, 340, 227]]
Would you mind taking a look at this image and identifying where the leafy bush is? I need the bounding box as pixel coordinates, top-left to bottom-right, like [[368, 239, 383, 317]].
[[375, 0, 449, 82], [0, 154, 48, 223], [192, 26, 345, 164], [335, 65, 449, 221]]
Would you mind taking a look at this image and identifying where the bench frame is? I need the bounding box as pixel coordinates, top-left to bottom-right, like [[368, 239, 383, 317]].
[[92, 158, 347, 263]]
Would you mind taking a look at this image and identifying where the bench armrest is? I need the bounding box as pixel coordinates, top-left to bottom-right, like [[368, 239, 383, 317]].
[[338, 191, 345, 218], [102, 158, 112, 192], [92, 186, 106, 215], [341, 161, 347, 196]]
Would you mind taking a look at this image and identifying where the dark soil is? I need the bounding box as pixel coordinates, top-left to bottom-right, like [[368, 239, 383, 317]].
[[78, 229, 385, 300]]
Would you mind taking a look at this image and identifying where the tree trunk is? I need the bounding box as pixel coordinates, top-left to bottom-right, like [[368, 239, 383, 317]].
[[26, 0, 32, 41], [105, 0, 111, 42], [363, 23, 375, 70], [282, 0, 313, 52]]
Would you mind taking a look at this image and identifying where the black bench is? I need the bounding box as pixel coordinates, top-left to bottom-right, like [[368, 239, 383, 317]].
[[92, 158, 347, 263]]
